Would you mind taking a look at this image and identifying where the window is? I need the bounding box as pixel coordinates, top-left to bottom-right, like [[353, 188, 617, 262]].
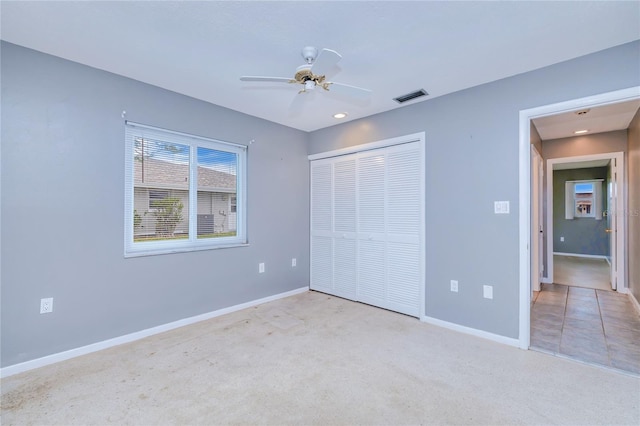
[[125, 122, 247, 256], [574, 182, 594, 217], [148, 189, 170, 211], [564, 179, 603, 220]]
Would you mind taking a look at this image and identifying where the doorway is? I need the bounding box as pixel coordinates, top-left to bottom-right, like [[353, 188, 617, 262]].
[[518, 86, 640, 359], [545, 152, 623, 292], [520, 88, 640, 373]]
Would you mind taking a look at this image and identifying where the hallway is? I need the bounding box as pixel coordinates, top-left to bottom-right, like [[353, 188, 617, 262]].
[[531, 283, 640, 375], [553, 255, 610, 291]]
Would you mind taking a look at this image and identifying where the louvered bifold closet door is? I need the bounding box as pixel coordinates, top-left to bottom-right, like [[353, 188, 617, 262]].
[[385, 143, 421, 316], [310, 138, 422, 318], [310, 160, 333, 292], [332, 156, 358, 300], [357, 153, 387, 307]]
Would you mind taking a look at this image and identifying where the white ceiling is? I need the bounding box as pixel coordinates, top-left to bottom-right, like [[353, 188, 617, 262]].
[[533, 99, 640, 141], [1, 1, 639, 133]]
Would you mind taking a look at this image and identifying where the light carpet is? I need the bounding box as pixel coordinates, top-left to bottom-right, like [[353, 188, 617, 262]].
[[2, 291, 639, 425]]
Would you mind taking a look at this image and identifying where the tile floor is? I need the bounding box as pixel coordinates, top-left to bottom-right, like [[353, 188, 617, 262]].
[[553, 255, 611, 291], [531, 283, 640, 375]]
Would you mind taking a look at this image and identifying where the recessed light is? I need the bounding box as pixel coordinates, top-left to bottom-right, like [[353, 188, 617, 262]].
[[333, 112, 348, 119], [574, 129, 589, 134]]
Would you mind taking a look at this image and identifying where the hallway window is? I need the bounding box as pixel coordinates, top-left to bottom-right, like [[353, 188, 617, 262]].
[[565, 179, 603, 220], [574, 182, 594, 217]]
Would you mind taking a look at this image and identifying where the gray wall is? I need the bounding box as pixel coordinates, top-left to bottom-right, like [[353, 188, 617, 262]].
[[1, 42, 310, 367], [309, 41, 640, 338], [628, 109, 640, 303], [552, 168, 609, 256]]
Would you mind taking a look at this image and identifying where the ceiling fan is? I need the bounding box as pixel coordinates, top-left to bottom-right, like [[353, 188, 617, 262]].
[[240, 46, 372, 98]]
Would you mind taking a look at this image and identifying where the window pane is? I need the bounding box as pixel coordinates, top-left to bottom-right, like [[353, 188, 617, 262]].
[[196, 147, 237, 239], [574, 183, 593, 193], [133, 138, 189, 241], [574, 182, 594, 217]]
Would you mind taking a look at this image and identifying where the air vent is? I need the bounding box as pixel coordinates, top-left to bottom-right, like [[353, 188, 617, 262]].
[[393, 89, 428, 104]]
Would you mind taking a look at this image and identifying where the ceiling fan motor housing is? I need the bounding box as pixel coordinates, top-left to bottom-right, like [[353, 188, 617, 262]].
[[301, 46, 318, 64]]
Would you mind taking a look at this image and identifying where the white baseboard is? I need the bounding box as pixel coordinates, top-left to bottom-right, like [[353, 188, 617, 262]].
[[420, 315, 520, 348], [629, 291, 640, 316], [553, 252, 608, 260], [541, 277, 553, 284], [1, 287, 309, 379]]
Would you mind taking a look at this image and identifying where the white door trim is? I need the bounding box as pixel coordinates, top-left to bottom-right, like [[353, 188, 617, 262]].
[[545, 152, 624, 292], [308, 132, 424, 161], [518, 86, 640, 350], [531, 145, 543, 293]]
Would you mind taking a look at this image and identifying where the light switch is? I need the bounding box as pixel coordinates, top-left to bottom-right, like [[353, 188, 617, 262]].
[[494, 201, 510, 214]]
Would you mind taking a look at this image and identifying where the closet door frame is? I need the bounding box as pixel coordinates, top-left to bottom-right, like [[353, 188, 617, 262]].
[[309, 132, 425, 319]]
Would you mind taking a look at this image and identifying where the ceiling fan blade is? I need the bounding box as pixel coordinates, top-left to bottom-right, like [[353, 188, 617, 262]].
[[326, 82, 372, 99], [240, 76, 293, 83], [311, 48, 341, 77], [288, 90, 316, 117]]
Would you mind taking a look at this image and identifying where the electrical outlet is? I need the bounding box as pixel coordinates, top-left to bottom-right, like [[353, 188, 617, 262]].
[[40, 298, 53, 314], [483, 285, 493, 299], [450, 280, 458, 292], [560, 236, 565, 242], [259, 262, 265, 273], [291, 258, 297, 267]]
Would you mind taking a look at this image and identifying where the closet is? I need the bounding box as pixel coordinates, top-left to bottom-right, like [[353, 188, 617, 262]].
[[309, 135, 424, 317]]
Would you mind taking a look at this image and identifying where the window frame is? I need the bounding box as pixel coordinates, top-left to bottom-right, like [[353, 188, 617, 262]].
[[124, 121, 248, 257], [565, 179, 604, 221]]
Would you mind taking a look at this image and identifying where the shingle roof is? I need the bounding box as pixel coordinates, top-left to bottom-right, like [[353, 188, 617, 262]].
[[134, 157, 236, 191]]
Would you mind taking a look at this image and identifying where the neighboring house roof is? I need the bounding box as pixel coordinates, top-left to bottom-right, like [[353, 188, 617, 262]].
[[134, 157, 236, 192]]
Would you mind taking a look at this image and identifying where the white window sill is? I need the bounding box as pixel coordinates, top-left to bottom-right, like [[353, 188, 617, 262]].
[[124, 242, 250, 258]]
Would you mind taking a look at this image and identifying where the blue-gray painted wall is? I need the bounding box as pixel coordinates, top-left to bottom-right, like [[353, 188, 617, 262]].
[[552, 168, 609, 256], [1, 42, 310, 367], [308, 40, 640, 339], [2, 39, 639, 367]]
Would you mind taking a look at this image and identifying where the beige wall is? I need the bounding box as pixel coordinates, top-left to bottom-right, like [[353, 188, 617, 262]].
[[628, 109, 640, 303], [542, 130, 628, 159], [530, 122, 543, 154]]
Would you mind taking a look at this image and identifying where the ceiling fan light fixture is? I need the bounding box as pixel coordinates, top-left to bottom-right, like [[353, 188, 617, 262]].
[[240, 46, 371, 99], [333, 112, 348, 119]]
